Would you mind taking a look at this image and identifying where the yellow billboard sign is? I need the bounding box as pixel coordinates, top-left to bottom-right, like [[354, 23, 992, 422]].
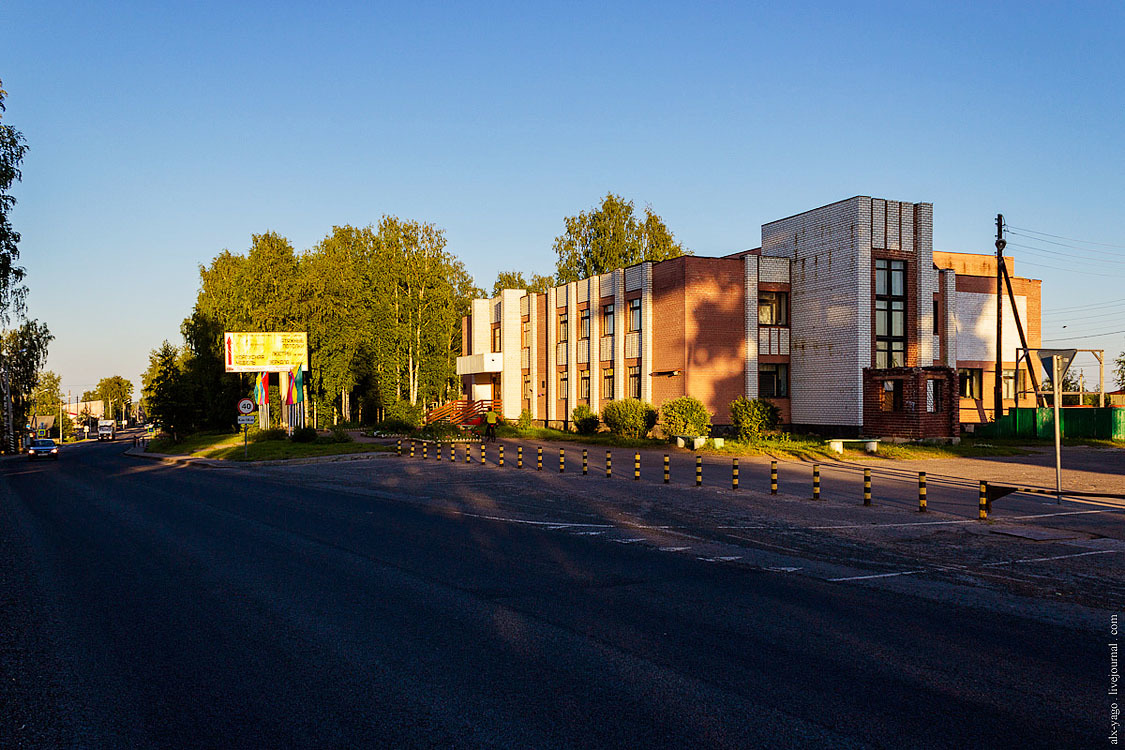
[[224, 332, 308, 372]]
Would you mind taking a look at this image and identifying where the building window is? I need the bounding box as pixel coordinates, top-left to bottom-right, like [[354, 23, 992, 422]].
[[558, 311, 568, 343], [875, 259, 907, 368], [628, 298, 641, 332], [603, 304, 614, 336], [933, 299, 940, 335], [759, 363, 789, 398], [558, 370, 568, 401], [523, 375, 532, 400], [602, 367, 614, 399], [579, 309, 590, 340], [1002, 369, 1025, 400], [491, 326, 501, 353], [959, 368, 983, 399], [521, 320, 529, 348], [628, 366, 641, 399], [881, 380, 903, 412], [758, 291, 789, 326], [928, 379, 944, 413], [579, 370, 590, 401]]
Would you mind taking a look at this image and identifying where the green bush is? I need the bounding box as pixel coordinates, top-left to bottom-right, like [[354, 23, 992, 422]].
[[252, 428, 287, 442], [660, 396, 711, 437], [417, 421, 461, 441], [730, 397, 780, 441], [383, 401, 424, 429], [601, 399, 657, 439], [571, 404, 600, 434], [290, 426, 318, 443], [517, 409, 533, 430], [327, 424, 353, 443]]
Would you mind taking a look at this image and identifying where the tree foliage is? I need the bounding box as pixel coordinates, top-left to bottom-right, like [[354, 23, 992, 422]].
[[553, 193, 687, 283], [0, 79, 28, 326], [1, 320, 52, 443], [1114, 352, 1125, 391], [492, 270, 553, 296], [94, 375, 134, 421], [151, 216, 482, 436], [142, 341, 191, 440]]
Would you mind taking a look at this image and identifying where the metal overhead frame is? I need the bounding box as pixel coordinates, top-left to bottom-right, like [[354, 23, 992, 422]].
[[1015, 347, 1105, 407]]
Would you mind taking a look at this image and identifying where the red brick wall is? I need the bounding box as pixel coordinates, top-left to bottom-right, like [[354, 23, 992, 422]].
[[862, 367, 957, 439], [683, 257, 746, 421], [652, 260, 686, 407], [535, 294, 547, 418]]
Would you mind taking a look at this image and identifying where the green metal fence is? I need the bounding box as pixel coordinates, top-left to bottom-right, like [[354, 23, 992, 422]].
[[975, 407, 1125, 441]]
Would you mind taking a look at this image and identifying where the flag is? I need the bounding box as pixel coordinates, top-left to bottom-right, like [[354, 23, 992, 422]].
[[291, 364, 304, 404], [255, 372, 269, 405], [279, 369, 291, 406]]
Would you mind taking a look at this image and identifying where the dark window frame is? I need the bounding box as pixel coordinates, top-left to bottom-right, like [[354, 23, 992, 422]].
[[491, 325, 501, 353], [579, 308, 590, 340], [579, 370, 590, 401], [628, 298, 641, 332], [602, 367, 614, 399], [759, 362, 789, 398], [627, 365, 641, 399], [881, 379, 904, 412], [558, 311, 568, 343], [758, 291, 789, 327], [959, 368, 983, 399], [602, 304, 615, 336], [875, 259, 907, 368]]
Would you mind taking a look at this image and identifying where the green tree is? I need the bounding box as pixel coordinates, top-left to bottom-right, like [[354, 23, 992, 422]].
[[553, 193, 687, 283], [1, 320, 51, 446], [95, 375, 134, 421], [491, 271, 554, 296], [143, 341, 190, 440], [0, 79, 29, 325], [1114, 352, 1125, 391]]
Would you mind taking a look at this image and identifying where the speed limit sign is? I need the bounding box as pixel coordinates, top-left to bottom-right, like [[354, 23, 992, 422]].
[[237, 398, 255, 415]]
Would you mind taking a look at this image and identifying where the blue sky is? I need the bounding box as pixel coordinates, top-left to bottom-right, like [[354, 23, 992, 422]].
[[2, 0, 1123, 395]]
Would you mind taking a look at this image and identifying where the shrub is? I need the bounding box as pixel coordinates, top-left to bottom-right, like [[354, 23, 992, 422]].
[[517, 409, 533, 430], [328, 424, 353, 443], [252, 428, 287, 442], [660, 396, 711, 437], [383, 401, 424, 430], [290, 426, 318, 443], [601, 399, 657, 439], [730, 397, 780, 441], [571, 404, 600, 434], [417, 421, 461, 441]]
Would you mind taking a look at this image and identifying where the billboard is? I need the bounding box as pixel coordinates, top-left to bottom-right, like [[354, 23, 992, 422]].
[[224, 332, 308, 372]]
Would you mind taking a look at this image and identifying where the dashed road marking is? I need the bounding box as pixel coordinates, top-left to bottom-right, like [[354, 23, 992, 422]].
[[980, 549, 1115, 567], [829, 570, 927, 582], [698, 555, 743, 562], [659, 546, 691, 552]]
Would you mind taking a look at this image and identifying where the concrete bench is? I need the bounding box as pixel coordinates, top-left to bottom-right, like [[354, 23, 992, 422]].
[[827, 438, 881, 454]]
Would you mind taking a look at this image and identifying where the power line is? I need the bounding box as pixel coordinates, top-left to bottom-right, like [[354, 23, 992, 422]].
[[1007, 241, 1125, 267], [1044, 298, 1125, 313], [1042, 329, 1125, 342], [1008, 225, 1125, 251]]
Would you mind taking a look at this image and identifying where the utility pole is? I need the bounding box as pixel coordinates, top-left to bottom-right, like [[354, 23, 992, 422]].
[[995, 214, 1005, 422]]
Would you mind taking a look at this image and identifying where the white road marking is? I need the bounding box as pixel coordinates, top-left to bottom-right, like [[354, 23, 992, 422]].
[[766, 566, 802, 572], [659, 546, 691, 552], [698, 555, 743, 562], [980, 550, 1116, 567], [571, 531, 606, 536], [612, 538, 646, 544], [829, 570, 927, 582]]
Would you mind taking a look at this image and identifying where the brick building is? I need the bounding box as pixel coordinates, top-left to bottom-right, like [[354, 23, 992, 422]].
[[457, 196, 1042, 439]]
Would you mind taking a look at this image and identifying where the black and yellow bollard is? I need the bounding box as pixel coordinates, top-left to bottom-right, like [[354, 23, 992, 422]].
[[559, 448, 565, 473], [663, 455, 670, 484], [813, 464, 821, 500], [634, 452, 640, 481], [517, 446, 523, 468], [410, 441, 415, 458], [436, 442, 441, 461], [770, 460, 778, 495], [732, 458, 739, 490], [537, 446, 542, 471], [863, 468, 872, 506], [499, 445, 504, 467], [696, 455, 702, 487], [918, 471, 927, 512], [606, 450, 612, 478], [449, 444, 454, 461], [423, 443, 428, 460], [979, 481, 988, 520], [481, 443, 486, 465], [397, 440, 401, 456], [465, 444, 470, 463], [582, 449, 588, 475]]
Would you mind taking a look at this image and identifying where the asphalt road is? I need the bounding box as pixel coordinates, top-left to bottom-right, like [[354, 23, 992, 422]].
[[0, 437, 1110, 748]]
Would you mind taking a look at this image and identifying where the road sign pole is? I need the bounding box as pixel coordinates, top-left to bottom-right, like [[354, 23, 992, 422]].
[[244, 424, 248, 460]]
